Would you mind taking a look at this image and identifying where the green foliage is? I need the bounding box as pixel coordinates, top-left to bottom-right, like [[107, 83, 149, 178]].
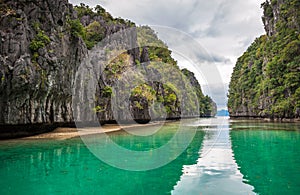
[[271, 0, 277, 5], [157, 95, 164, 103], [94, 5, 113, 22], [67, 19, 86, 39], [29, 25, 50, 52], [74, 3, 94, 18], [75, 3, 133, 26], [165, 93, 177, 103], [104, 53, 131, 80], [295, 87, 300, 108], [135, 59, 141, 65], [29, 40, 45, 52], [32, 52, 39, 61], [164, 106, 172, 114], [85, 21, 105, 49], [75, 8, 216, 117], [132, 84, 156, 102], [73, 4, 135, 49], [137, 26, 165, 48], [228, 0, 300, 119], [262, 1, 273, 18], [93, 105, 105, 113], [102, 86, 112, 97], [67, 18, 105, 49], [137, 26, 177, 65], [164, 82, 179, 95], [134, 101, 144, 110]]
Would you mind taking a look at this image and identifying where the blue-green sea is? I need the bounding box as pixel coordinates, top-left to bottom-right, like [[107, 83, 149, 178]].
[[0, 117, 299, 194]]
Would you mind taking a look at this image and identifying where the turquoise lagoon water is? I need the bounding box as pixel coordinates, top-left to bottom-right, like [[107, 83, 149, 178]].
[[0, 118, 300, 194]]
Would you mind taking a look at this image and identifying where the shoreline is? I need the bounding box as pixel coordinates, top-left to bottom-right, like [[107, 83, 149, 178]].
[[0, 120, 179, 140], [0, 116, 209, 140], [17, 121, 174, 141], [1, 117, 203, 141], [1, 117, 299, 141], [229, 116, 300, 123]]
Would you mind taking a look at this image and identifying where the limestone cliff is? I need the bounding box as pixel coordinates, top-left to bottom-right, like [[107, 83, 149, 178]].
[[228, 0, 300, 120], [0, 0, 216, 138], [0, 0, 86, 126]]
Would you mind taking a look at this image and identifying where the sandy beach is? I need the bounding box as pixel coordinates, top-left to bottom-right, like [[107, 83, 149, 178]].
[[21, 121, 169, 140]]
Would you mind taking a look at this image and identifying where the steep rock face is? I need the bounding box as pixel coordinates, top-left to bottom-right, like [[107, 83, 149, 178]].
[[182, 69, 217, 117], [0, 0, 86, 125], [228, 0, 300, 120], [0, 0, 140, 127], [70, 20, 217, 124], [0, 1, 216, 137]]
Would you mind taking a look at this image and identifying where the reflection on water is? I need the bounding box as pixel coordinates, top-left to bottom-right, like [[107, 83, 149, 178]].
[[1, 119, 299, 194], [230, 121, 300, 195], [172, 117, 254, 194], [81, 122, 199, 171]]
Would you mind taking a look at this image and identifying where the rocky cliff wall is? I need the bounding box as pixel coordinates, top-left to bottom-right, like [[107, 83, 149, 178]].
[[228, 0, 300, 120], [0, 0, 216, 138], [0, 0, 86, 126]]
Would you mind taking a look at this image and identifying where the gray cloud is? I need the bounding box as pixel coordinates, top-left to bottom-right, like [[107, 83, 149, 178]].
[[203, 1, 229, 37], [211, 54, 231, 64], [202, 83, 229, 110], [149, 26, 231, 64]]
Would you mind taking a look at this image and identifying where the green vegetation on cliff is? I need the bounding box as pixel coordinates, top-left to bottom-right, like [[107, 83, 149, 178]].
[[71, 3, 216, 122], [0, 0, 216, 131], [73, 4, 134, 49], [97, 26, 216, 119], [228, 0, 300, 119]]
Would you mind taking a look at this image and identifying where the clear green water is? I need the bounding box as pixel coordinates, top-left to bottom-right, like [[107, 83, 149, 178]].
[[0, 122, 204, 195], [230, 121, 300, 195], [0, 118, 300, 195]]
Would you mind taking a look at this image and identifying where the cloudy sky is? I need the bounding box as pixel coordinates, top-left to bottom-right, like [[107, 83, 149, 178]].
[[70, 0, 265, 110]]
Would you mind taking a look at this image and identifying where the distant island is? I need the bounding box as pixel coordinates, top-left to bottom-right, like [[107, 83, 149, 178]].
[[216, 110, 229, 117]]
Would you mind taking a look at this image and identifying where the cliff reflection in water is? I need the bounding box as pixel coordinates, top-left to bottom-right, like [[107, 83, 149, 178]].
[[230, 121, 300, 195]]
